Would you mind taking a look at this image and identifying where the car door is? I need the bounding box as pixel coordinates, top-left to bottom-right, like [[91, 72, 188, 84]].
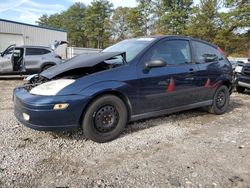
[[12, 47, 25, 72], [24, 48, 50, 72], [137, 39, 199, 113], [0, 47, 14, 73], [192, 40, 227, 101]]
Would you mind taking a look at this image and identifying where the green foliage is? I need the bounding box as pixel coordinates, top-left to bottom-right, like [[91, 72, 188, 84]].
[[110, 7, 130, 41], [37, 1, 112, 48], [126, 7, 145, 37], [64, 3, 87, 47], [110, 0, 155, 41], [214, 0, 250, 56], [37, 0, 249, 56], [184, 0, 220, 42], [84, 0, 113, 48], [222, 0, 250, 32], [156, 0, 194, 34], [136, 0, 156, 35]]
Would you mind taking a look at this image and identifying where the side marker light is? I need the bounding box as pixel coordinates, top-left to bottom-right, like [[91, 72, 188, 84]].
[[53, 103, 69, 110]]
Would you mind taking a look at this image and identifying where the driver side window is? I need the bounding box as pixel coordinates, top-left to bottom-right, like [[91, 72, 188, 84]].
[[144, 39, 192, 65]]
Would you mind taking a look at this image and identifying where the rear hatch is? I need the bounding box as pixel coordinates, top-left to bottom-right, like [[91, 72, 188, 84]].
[[50, 41, 68, 50]]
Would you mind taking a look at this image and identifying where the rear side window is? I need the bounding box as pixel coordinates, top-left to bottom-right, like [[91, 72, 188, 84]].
[[193, 41, 224, 63], [145, 40, 192, 65], [25, 48, 51, 56]]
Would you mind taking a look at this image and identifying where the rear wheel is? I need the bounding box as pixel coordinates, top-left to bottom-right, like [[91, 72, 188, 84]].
[[208, 85, 230, 115], [82, 95, 127, 143], [236, 86, 245, 93], [41, 65, 53, 72]]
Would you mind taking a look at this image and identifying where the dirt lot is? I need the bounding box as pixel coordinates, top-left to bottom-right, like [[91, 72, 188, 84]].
[[0, 79, 250, 188]]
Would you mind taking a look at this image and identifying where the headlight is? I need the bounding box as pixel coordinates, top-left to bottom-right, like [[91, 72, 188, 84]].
[[30, 79, 75, 96], [235, 66, 243, 73]]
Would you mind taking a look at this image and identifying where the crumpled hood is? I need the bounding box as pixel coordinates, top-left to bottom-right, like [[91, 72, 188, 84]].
[[40, 52, 125, 79]]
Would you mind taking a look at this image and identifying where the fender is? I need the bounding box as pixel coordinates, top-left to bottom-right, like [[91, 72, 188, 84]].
[[211, 73, 233, 95], [214, 73, 233, 88], [79, 80, 133, 97], [79, 80, 135, 115]]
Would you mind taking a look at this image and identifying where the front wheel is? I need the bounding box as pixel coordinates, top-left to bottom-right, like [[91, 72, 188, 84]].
[[208, 85, 230, 115], [82, 95, 128, 143]]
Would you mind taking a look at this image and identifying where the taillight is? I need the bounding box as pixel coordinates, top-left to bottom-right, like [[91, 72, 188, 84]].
[[217, 47, 225, 57]]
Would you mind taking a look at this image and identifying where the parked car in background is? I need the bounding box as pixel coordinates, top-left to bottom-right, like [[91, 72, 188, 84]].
[[13, 36, 233, 143], [234, 58, 250, 93], [230, 60, 238, 70], [0, 41, 67, 75]]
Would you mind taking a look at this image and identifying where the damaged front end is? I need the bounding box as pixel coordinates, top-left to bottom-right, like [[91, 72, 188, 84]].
[[24, 74, 49, 90], [23, 52, 127, 95]]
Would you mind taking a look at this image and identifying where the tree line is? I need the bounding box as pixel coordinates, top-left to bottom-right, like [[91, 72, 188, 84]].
[[37, 0, 250, 56]]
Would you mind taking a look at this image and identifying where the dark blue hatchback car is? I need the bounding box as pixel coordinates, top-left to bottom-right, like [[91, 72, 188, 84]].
[[13, 36, 233, 142]]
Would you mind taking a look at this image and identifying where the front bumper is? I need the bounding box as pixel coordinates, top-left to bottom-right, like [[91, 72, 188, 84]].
[[235, 73, 250, 89], [13, 87, 90, 131]]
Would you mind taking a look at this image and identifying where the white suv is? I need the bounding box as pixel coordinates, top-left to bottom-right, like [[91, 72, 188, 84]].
[[0, 41, 67, 75]]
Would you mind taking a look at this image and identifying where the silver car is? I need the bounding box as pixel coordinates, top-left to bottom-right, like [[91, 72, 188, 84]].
[[0, 41, 67, 75]]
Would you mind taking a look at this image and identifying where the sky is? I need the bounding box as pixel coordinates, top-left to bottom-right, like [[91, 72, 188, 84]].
[[0, 0, 200, 25]]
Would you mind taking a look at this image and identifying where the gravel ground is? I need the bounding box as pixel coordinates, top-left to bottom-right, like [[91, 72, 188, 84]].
[[0, 79, 250, 188]]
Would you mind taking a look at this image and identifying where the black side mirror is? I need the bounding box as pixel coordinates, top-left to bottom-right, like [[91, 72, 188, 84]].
[[144, 59, 167, 71]]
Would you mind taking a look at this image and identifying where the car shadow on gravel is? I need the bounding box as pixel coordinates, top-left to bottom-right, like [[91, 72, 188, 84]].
[[124, 98, 242, 134], [0, 76, 25, 80], [240, 90, 250, 95], [48, 129, 87, 141], [227, 97, 244, 111], [49, 99, 242, 141]]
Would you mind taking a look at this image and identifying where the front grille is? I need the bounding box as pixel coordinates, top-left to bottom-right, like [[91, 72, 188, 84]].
[[243, 67, 250, 76]]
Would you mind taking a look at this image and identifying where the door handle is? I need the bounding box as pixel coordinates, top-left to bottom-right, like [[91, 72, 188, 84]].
[[187, 68, 195, 81], [189, 68, 194, 72], [185, 77, 194, 81]]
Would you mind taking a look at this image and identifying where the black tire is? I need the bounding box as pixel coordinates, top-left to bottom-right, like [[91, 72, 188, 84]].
[[82, 95, 128, 143], [236, 86, 245, 93], [208, 85, 230, 115], [41, 65, 53, 72]]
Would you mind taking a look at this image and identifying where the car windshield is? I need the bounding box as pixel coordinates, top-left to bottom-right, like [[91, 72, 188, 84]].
[[102, 38, 155, 63]]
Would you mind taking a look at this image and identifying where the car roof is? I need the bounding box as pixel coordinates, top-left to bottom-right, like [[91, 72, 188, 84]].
[[15, 45, 51, 49], [140, 35, 192, 40], [139, 35, 217, 47]]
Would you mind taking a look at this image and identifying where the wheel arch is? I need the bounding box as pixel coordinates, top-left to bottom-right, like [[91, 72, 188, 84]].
[[220, 80, 233, 94], [79, 90, 132, 126], [40, 62, 56, 72]]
